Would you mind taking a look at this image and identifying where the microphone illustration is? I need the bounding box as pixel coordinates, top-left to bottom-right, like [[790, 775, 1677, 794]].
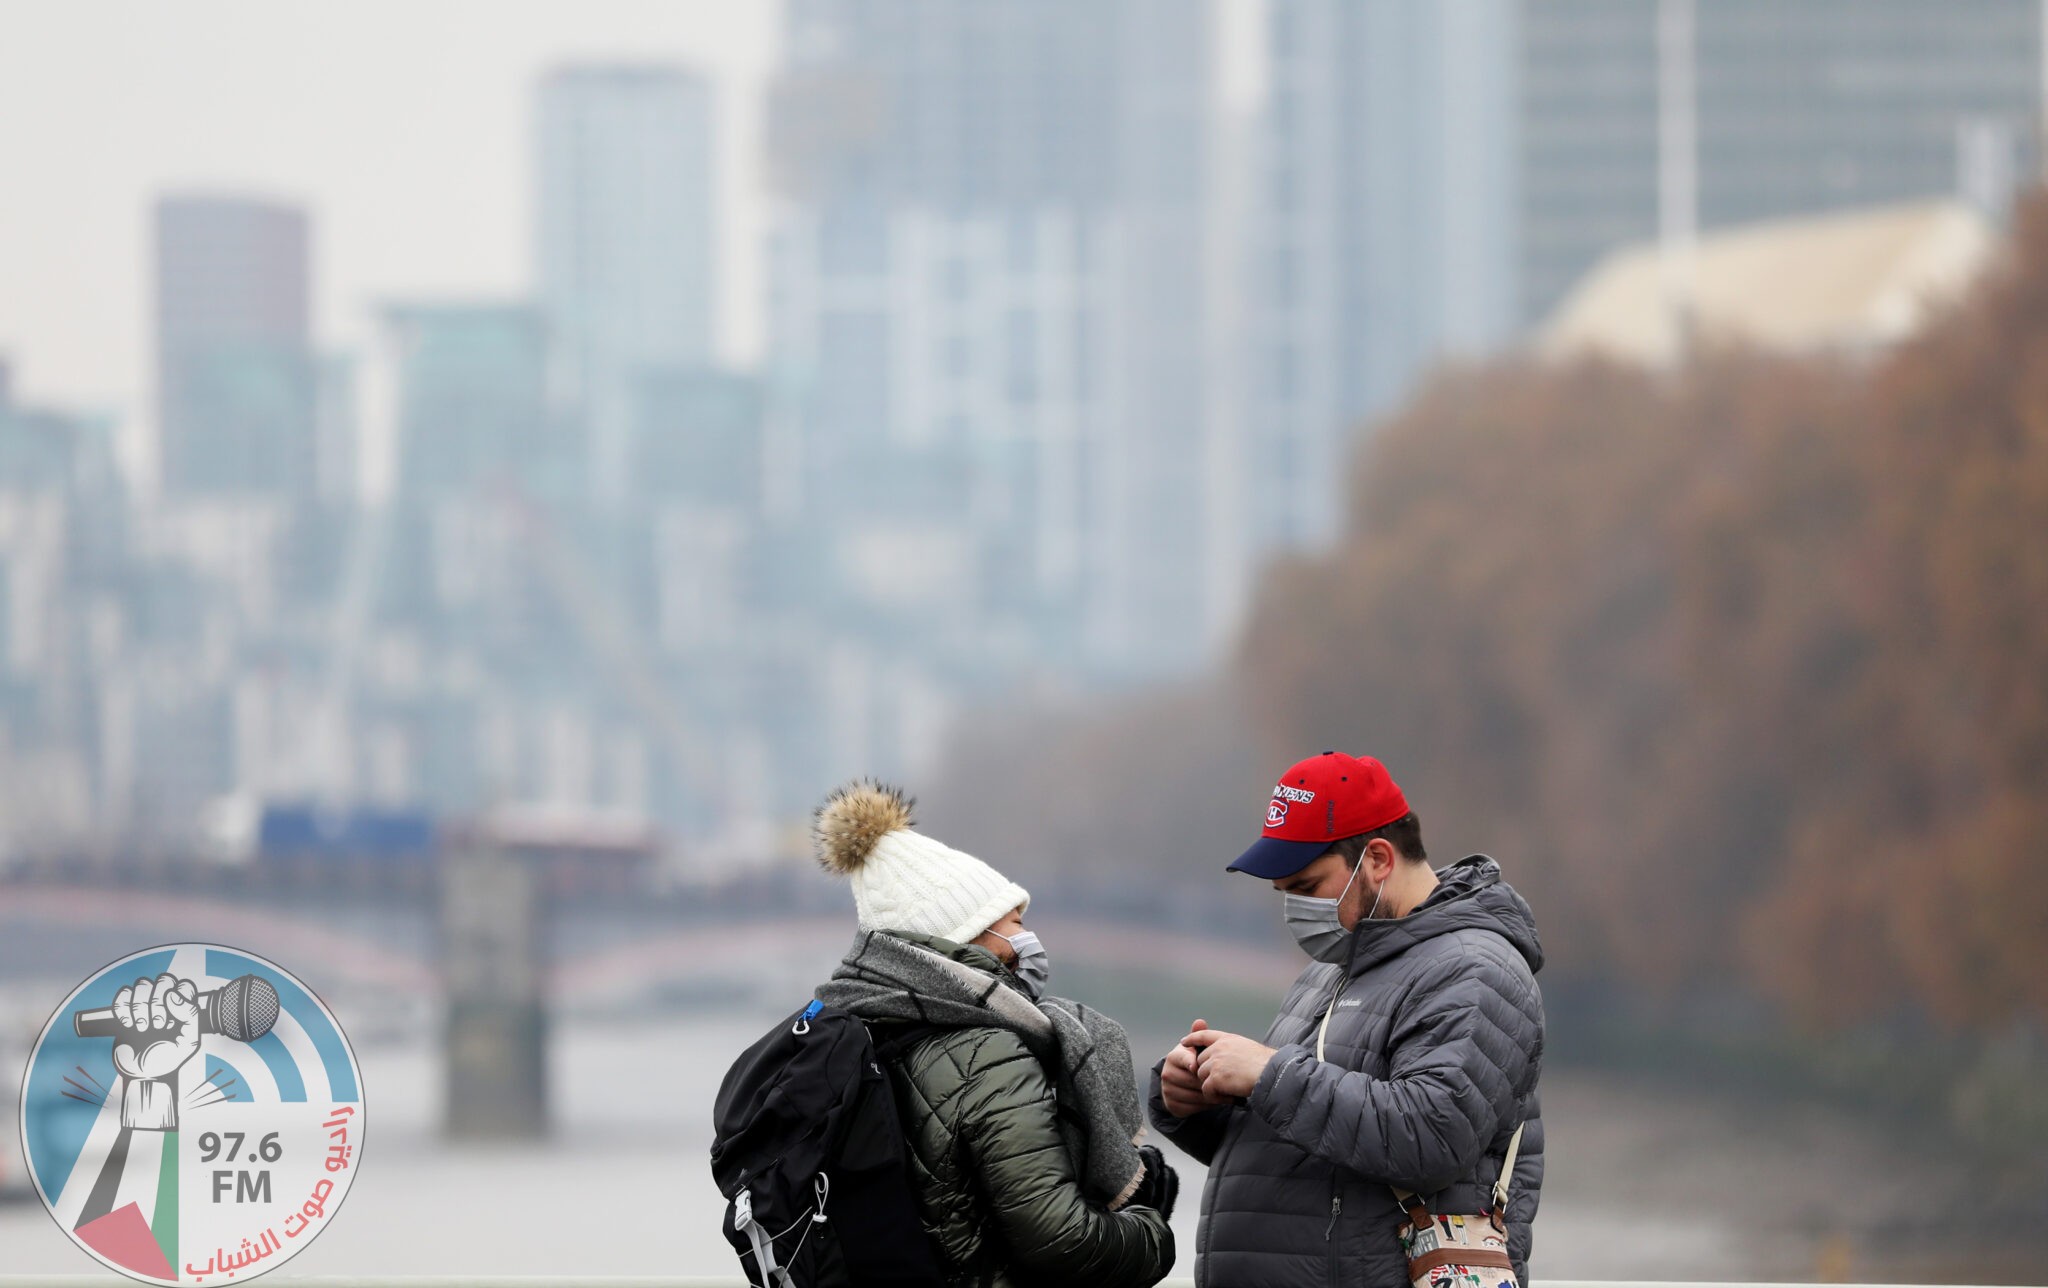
[[72, 973, 282, 1042]]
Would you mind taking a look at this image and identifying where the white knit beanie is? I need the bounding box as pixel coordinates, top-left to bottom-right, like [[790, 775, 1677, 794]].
[[814, 780, 1030, 945]]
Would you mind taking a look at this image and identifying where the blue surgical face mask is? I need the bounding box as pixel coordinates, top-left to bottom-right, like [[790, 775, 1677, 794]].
[[1283, 860, 1385, 963], [1003, 930, 1050, 1001]]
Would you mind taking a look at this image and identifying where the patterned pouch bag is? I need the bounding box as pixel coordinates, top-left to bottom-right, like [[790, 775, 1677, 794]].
[[1389, 1123, 1525, 1288]]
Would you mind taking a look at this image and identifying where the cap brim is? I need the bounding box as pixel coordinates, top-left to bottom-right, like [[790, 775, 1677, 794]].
[[1226, 834, 1332, 879]]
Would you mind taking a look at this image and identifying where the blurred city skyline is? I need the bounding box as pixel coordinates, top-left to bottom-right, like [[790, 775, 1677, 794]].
[[0, 2, 1272, 437], [0, 0, 2041, 863]]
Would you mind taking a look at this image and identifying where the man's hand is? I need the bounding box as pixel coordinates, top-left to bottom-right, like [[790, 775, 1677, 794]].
[[1160, 1018, 1231, 1117], [111, 975, 202, 1131], [1187, 1027, 1279, 1101]]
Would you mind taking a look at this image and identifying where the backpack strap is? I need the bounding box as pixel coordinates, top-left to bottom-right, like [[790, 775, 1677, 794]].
[[868, 1021, 940, 1067], [733, 1190, 797, 1288], [1315, 987, 1526, 1224]]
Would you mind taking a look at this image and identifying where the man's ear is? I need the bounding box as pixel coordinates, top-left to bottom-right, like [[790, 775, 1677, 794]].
[[1364, 837, 1398, 880]]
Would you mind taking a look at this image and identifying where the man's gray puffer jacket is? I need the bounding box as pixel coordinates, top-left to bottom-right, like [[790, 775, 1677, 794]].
[[1148, 855, 1545, 1288]]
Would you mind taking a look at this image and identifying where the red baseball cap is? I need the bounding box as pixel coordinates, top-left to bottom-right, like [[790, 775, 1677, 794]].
[[1227, 752, 1410, 878]]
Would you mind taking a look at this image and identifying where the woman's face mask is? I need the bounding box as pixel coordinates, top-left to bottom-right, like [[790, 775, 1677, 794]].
[[1003, 930, 1050, 1000], [1283, 858, 1385, 962]]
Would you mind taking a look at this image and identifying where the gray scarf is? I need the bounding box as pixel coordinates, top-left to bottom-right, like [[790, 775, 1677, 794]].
[[815, 929, 1148, 1210]]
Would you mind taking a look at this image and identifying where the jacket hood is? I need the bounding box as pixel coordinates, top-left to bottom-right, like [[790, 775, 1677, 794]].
[[1344, 854, 1544, 976]]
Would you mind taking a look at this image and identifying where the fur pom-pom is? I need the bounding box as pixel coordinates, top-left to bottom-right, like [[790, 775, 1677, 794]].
[[814, 779, 917, 874]]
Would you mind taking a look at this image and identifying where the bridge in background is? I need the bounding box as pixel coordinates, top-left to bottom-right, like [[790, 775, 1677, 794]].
[[0, 883, 1299, 1007], [0, 872, 1299, 1141]]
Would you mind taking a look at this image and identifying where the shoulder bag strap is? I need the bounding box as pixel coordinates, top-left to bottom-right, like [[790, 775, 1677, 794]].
[[1491, 1121, 1526, 1216]]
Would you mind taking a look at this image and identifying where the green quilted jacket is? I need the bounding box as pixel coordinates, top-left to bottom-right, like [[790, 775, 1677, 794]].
[[876, 941, 1174, 1288]]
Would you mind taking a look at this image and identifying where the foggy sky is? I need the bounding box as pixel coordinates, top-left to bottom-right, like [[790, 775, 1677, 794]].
[[0, 1, 778, 425]]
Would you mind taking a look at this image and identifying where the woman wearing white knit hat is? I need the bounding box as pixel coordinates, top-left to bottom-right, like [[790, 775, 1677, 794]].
[[811, 780, 1179, 1288]]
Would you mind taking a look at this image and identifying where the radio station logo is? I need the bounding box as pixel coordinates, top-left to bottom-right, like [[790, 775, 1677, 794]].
[[17, 944, 364, 1284]]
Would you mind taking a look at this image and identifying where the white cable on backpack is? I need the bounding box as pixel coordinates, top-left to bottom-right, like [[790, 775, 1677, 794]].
[[752, 1175, 832, 1277], [775, 1185, 829, 1272]]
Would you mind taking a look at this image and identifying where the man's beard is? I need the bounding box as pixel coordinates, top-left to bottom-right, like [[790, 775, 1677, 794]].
[[1349, 871, 1391, 924]]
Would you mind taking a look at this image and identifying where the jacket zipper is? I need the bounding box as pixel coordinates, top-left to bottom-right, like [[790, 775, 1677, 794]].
[[1325, 1181, 1343, 1286], [1321, 974, 1348, 1286]]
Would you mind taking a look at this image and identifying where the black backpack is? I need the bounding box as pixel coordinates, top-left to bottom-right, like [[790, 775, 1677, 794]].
[[711, 999, 947, 1288]]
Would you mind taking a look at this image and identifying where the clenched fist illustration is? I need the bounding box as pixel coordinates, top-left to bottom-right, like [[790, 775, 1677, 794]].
[[111, 974, 202, 1131]]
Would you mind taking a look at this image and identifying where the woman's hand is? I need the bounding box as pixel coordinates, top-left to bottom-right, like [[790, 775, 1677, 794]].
[[1129, 1144, 1179, 1219]]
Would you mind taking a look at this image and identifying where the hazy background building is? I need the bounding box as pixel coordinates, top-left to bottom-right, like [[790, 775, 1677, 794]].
[[1519, 0, 2042, 324], [1239, 0, 1520, 556], [153, 195, 318, 498], [768, 0, 1219, 699], [0, 374, 125, 847], [536, 66, 718, 505], [386, 303, 554, 505]]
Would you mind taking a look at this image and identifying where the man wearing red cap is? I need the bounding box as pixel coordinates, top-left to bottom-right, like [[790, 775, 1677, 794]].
[[1146, 752, 1546, 1287]]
